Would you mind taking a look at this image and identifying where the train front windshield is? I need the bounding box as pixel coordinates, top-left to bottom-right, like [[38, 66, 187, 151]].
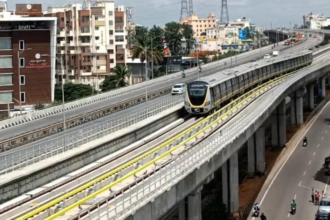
[[187, 81, 208, 106]]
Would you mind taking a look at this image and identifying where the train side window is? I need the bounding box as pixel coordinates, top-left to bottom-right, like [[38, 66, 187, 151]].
[[214, 84, 220, 95], [248, 72, 252, 81], [220, 82, 226, 91], [232, 77, 237, 86], [226, 80, 232, 88]]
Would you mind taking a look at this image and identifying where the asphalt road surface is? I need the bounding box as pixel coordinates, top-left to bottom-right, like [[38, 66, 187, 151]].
[[0, 37, 319, 141], [249, 101, 330, 220]]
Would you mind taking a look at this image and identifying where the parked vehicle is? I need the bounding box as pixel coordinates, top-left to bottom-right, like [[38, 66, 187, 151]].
[[172, 83, 186, 95], [272, 51, 279, 56]]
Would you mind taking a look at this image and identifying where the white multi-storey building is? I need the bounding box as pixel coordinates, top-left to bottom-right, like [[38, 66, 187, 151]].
[[45, 1, 128, 90], [303, 13, 330, 30]]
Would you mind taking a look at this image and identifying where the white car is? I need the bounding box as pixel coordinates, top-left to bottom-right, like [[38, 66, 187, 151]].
[[263, 54, 271, 59], [172, 83, 186, 95]]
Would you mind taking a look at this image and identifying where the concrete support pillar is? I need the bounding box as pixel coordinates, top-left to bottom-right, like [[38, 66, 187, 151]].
[[272, 100, 286, 147], [222, 161, 229, 210], [256, 126, 265, 173], [247, 135, 255, 176], [289, 88, 305, 126], [308, 84, 315, 110], [229, 151, 239, 213], [187, 187, 202, 220], [321, 77, 326, 98], [179, 200, 186, 220]]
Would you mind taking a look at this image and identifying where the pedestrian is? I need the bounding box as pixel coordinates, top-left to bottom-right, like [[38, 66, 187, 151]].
[[316, 191, 321, 205], [311, 188, 315, 203]]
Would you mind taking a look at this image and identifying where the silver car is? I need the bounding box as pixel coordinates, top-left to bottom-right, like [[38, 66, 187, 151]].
[[317, 197, 330, 219], [171, 83, 186, 95]]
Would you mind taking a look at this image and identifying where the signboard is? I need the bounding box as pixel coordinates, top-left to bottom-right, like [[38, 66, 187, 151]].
[[26, 53, 50, 69], [15, 4, 43, 16]]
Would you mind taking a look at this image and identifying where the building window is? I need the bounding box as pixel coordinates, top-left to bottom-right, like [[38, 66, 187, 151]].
[[95, 27, 99, 30], [0, 74, 13, 86], [109, 20, 113, 26], [0, 91, 12, 103], [109, 39, 114, 45], [109, 30, 113, 35], [96, 56, 99, 59], [95, 36, 99, 40], [97, 66, 100, 69], [109, 11, 113, 16], [110, 59, 114, 63], [116, 54, 124, 60], [95, 17, 98, 20], [20, 75, 25, 85], [0, 38, 12, 50], [19, 40, 24, 50], [19, 58, 25, 68], [82, 16, 89, 23], [0, 56, 13, 68], [115, 36, 124, 42], [96, 46, 99, 50], [20, 92, 25, 103], [81, 27, 90, 33], [108, 49, 114, 54], [115, 17, 123, 23]]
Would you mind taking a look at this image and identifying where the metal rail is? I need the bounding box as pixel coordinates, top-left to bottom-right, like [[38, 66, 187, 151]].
[[17, 70, 292, 220], [0, 95, 183, 174], [0, 38, 316, 153]]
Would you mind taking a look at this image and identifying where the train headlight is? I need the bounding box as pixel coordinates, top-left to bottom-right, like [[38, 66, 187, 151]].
[[205, 101, 210, 106], [185, 101, 190, 106]]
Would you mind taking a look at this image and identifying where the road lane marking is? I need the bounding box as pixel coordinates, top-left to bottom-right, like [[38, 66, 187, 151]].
[[299, 181, 302, 186], [326, 130, 328, 133], [313, 152, 316, 156], [317, 144, 320, 148], [257, 101, 330, 208], [309, 160, 311, 165], [322, 136, 324, 140], [325, 177, 330, 194], [303, 171, 306, 176], [287, 213, 290, 217]]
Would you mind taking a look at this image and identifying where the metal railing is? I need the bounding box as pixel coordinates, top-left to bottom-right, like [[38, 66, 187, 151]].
[[0, 95, 183, 175], [0, 37, 300, 131], [84, 56, 330, 220], [19, 70, 291, 220]]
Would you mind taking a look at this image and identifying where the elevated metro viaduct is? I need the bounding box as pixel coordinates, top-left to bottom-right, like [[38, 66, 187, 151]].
[[263, 30, 289, 44], [121, 50, 330, 220]]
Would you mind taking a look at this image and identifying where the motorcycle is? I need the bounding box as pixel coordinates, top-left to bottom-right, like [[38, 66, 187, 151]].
[[252, 209, 259, 217], [291, 206, 296, 214], [182, 73, 185, 78]]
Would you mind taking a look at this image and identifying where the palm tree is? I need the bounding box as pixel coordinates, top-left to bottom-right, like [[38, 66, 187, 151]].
[[131, 36, 164, 69], [100, 65, 131, 92]]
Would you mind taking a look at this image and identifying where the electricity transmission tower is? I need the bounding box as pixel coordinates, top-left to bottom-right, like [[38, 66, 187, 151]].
[[188, 0, 193, 15], [180, 0, 189, 21], [220, 0, 229, 24]]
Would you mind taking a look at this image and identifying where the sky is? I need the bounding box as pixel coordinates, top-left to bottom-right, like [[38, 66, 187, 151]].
[[4, 0, 330, 28]]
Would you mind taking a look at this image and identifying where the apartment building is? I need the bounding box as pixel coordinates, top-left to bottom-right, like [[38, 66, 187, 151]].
[[44, 1, 127, 90], [180, 13, 218, 38], [303, 12, 330, 29], [0, 6, 56, 112]]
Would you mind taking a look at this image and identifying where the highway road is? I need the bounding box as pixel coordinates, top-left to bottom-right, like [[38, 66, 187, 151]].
[[0, 37, 317, 141], [248, 101, 330, 220]]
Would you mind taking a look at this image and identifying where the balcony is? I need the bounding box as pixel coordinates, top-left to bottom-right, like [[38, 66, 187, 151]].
[[59, 50, 65, 54], [81, 61, 92, 66], [115, 29, 124, 33], [116, 48, 125, 54], [70, 50, 80, 54], [79, 31, 91, 36], [96, 60, 106, 65], [57, 41, 65, 47], [58, 30, 65, 37], [80, 70, 92, 76], [69, 41, 77, 46], [79, 41, 91, 46], [95, 21, 105, 26]]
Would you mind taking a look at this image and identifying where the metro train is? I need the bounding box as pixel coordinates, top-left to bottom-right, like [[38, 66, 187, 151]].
[[184, 50, 313, 115]]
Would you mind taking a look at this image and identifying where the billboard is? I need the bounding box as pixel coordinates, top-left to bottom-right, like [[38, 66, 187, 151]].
[[15, 4, 43, 16], [26, 53, 50, 69], [239, 30, 247, 39]]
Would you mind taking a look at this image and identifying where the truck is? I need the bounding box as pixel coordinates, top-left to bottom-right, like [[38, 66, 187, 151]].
[[272, 51, 279, 57]]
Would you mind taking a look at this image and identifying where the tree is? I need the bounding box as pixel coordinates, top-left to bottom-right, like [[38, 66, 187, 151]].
[[55, 83, 95, 102], [135, 26, 149, 39], [188, 51, 212, 64], [181, 24, 194, 55], [100, 65, 131, 92], [164, 22, 183, 55], [149, 25, 164, 48]]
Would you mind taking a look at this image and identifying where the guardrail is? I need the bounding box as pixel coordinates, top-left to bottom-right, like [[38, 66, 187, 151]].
[[0, 87, 173, 152], [85, 54, 329, 220], [0, 38, 298, 131], [0, 38, 317, 152], [17, 71, 292, 220], [0, 95, 183, 175], [24, 54, 330, 220]]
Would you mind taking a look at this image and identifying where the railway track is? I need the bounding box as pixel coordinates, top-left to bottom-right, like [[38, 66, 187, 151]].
[[9, 72, 292, 220], [0, 39, 317, 154]]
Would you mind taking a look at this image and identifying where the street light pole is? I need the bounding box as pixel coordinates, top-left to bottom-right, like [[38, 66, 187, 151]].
[[60, 56, 66, 134], [145, 46, 148, 102]]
